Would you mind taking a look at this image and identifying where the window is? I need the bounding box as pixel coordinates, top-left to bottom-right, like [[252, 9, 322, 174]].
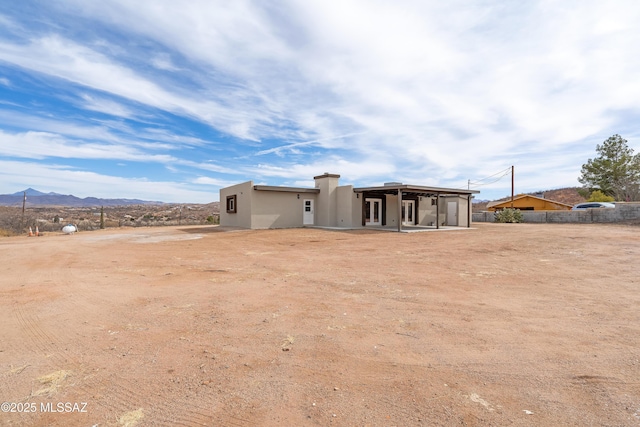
[[226, 195, 237, 213]]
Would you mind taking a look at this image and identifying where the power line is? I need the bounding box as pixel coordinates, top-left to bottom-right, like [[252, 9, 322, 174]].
[[467, 167, 512, 189]]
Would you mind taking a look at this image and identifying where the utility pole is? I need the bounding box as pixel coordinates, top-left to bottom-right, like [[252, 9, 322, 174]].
[[510, 165, 514, 208], [20, 191, 26, 232]]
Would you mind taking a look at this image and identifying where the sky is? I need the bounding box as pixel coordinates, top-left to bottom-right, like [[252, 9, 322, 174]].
[[1, 1, 639, 203]]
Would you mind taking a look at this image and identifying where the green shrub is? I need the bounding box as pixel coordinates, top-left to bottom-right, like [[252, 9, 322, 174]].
[[586, 190, 615, 202], [494, 208, 523, 223]]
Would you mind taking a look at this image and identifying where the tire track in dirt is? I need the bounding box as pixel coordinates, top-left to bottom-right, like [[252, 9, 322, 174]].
[[47, 290, 225, 426], [13, 303, 60, 360], [2, 302, 85, 426]]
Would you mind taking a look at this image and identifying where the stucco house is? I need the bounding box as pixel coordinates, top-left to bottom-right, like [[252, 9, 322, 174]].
[[220, 173, 479, 232], [486, 194, 573, 211]]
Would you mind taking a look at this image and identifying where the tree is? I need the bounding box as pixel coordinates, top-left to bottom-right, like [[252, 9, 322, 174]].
[[579, 134, 640, 201]]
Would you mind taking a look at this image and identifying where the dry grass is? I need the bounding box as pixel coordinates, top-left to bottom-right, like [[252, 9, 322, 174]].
[[33, 370, 72, 397], [118, 408, 144, 427], [0, 228, 17, 237]]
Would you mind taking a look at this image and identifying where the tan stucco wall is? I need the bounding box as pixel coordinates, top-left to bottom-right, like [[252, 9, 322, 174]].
[[220, 181, 253, 228], [314, 175, 339, 227], [251, 190, 316, 229], [384, 194, 399, 227], [440, 195, 471, 227], [417, 197, 438, 226], [336, 185, 359, 227]]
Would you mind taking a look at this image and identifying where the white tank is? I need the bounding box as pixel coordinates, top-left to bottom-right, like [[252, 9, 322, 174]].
[[62, 224, 77, 234]]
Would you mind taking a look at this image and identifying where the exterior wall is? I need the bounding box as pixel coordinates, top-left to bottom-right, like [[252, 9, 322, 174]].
[[314, 174, 340, 227], [473, 202, 640, 223], [458, 196, 471, 227], [438, 195, 470, 227], [251, 190, 315, 229], [336, 185, 358, 227], [384, 195, 465, 227], [219, 181, 253, 228], [385, 194, 399, 227], [417, 197, 438, 226]]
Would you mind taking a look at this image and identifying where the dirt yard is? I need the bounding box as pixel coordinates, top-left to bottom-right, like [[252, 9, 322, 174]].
[[0, 223, 638, 426]]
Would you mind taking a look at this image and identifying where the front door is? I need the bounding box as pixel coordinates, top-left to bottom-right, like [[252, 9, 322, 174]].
[[365, 198, 382, 226], [303, 199, 314, 225], [402, 200, 415, 226], [447, 201, 457, 226]]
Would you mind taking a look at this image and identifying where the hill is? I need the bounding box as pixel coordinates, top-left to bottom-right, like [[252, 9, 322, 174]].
[[0, 189, 166, 207]]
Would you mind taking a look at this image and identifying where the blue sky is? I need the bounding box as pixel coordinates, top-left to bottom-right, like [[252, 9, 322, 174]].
[[1, 1, 639, 203]]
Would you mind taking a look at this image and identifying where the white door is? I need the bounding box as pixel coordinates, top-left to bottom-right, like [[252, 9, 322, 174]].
[[365, 198, 382, 225], [402, 200, 415, 226], [303, 199, 314, 225], [447, 201, 457, 226]]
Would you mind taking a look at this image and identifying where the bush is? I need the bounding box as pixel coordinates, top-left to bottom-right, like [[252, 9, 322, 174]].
[[494, 208, 523, 223], [586, 190, 615, 202]]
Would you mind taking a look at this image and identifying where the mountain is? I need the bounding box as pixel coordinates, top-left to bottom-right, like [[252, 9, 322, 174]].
[[11, 188, 61, 197], [0, 189, 164, 207]]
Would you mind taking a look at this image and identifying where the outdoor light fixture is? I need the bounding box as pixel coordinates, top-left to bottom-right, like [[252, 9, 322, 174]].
[[297, 194, 300, 199]]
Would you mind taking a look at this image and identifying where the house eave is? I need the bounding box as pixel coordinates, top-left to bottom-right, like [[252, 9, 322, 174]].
[[253, 185, 320, 193], [353, 184, 479, 196]]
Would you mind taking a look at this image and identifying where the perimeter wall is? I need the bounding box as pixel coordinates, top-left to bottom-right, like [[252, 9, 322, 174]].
[[473, 202, 640, 223]]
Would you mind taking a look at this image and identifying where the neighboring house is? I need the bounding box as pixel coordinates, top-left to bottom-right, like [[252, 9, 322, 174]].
[[220, 173, 479, 232], [486, 194, 573, 211]]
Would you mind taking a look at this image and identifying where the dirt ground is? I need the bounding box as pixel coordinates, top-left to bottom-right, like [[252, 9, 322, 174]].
[[0, 223, 639, 426]]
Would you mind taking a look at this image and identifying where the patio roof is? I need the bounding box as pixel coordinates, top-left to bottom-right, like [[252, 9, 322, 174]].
[[353, 184, 479, 197]]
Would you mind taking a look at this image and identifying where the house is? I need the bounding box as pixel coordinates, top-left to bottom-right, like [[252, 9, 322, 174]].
[[486, 194, 573, 211], [220, 173, 479, 232]]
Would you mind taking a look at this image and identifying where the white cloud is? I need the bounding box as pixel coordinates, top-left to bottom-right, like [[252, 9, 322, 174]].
[[79, 94, 135, 118], [0, 130, 175, 162], [0, 160, 217, 203], [2, 1, 640, 201]]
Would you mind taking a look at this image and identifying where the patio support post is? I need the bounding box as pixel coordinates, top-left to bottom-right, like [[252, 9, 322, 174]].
[[436, 195, 440, 229], [397, 189, 403, 232]]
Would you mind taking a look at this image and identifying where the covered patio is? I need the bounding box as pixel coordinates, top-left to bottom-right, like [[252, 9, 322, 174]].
[[353, 184, 479, 232]]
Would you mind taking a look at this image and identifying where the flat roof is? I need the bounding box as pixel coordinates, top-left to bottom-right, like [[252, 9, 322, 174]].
[[253, 185, 320, 193], [353, 184, 479, 196]]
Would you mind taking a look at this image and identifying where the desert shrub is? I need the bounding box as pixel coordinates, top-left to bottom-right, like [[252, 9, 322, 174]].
[[0, 228, 17, 237], [494, 208, 523, 223]]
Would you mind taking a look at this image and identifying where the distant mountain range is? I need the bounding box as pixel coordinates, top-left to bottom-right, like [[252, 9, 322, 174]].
[[0, 188, 165, 207]]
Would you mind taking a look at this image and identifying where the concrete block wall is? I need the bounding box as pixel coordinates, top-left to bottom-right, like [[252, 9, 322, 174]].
[[473, 202, 640, 224]]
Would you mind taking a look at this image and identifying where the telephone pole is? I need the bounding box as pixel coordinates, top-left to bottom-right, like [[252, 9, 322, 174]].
[[20, 191, 26, 231], [510, 166, 514, 208]]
